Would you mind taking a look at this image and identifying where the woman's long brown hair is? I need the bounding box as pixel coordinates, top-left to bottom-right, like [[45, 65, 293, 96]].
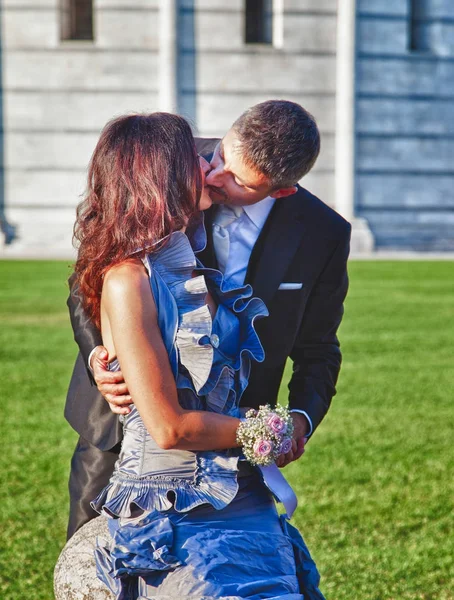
[[73, 113, 202, 328]]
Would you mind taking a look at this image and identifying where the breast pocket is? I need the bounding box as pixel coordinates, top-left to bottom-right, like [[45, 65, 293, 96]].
[[278, 282, 303, 291]]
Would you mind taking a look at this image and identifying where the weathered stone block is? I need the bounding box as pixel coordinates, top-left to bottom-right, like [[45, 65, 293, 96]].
[[422, 0, 454, 18], [357, 137, 454, 172], [180, 11, 336, 52], [357, 174, 454, 208], [358, 209, 454, 251], [423, 23, 454, 57], [285, 0, 337, 12], [3, 0, 56, 7], [6, 132, 99, 169], [183, 54, 336, 94], [181, 10, 243, 50], [356, 98, 454, 135], [181, 0, 242, 9], [54, 517, 114, 600], [4, 49, 157, 91], [5, 169, 85, 208], [283, 13, 336, 52], [4, 90, 159, 131], [357, 17, 408, 55], [357, 0, 408, 16], [97, 0, 158, 7], [2, 7, 59, 49], [96, 8, 159, 49], [357, 57, 454, 96]]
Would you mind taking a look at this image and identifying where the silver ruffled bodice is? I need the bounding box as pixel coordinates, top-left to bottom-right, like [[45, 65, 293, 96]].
[[92, 229, 268, 518]]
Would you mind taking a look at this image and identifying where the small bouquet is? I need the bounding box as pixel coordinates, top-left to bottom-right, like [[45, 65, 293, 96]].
[[236, 405, 294, 467]]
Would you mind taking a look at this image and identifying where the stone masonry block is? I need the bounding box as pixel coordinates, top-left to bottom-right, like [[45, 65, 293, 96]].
[[357, 17, 409, 55], [357, 57, 454, 96], [357, 174, 454, 208], [5, 169, 86, 208], [4, 50, 157, 91], [357, 0, 408, 16], [357, 137, 454, 172], [182, 54, 336, 94], [96, 8, 160, 49], [6, 131, 99, 169], [356, 98, 454, 136], [2, 7, 59, 49], [4, 91, 159, 131]]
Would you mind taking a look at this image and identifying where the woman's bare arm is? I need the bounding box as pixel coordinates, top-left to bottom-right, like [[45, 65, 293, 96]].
[[101, 260, 240, 451]]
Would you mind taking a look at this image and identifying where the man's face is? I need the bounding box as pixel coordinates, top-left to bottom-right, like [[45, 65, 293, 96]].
[[205, 129, 275, 207]]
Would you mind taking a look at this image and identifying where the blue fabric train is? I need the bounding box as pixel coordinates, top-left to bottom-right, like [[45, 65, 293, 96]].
[[91, 221, 326, 600]]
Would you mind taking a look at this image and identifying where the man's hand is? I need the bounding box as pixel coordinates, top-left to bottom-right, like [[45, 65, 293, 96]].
[[91, 346, 133, 415], [275, 412, 308, 468]]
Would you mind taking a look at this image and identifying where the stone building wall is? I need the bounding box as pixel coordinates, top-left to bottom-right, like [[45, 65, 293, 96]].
[[355, 0, 454, 250], [182, 0, 338, 206], [1, 0, 161, 256], [0, 0, 338, 256]]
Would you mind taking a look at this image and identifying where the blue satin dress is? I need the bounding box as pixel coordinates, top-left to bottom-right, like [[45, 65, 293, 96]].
[[92, 224, 325, 600]]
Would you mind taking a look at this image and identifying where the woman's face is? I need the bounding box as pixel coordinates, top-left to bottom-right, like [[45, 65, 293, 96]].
[[199, 156, 213, 211]]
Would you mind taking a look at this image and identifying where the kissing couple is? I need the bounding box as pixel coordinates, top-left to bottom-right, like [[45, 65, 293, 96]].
[[62, 100, 350, 599]]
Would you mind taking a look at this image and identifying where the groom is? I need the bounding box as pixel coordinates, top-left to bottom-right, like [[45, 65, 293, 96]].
[[65, 100, 351, 539]]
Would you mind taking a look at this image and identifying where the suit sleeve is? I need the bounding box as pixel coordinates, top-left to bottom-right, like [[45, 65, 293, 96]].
[[67, 272, 103, 375], [288, 223, 351, 434]]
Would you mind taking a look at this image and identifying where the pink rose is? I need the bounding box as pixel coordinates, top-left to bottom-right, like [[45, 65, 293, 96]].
[[279, 437, 293, 455], [253, 439, 274, 457], [267, 414, 287, 435]]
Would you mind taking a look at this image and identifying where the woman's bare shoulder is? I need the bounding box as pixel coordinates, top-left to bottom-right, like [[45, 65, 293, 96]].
[[103, 259, 151, 305]]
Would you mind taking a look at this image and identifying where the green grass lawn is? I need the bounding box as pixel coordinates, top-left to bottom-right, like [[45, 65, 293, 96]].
[[0, 260, 453, 600]]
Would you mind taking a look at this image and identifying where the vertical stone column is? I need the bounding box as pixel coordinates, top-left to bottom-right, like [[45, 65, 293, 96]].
[[159, 0, 178, 112], [335, 0, 374, 253]]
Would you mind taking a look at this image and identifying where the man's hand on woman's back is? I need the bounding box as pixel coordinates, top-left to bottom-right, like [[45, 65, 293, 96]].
[[90, 346, 133, 415]]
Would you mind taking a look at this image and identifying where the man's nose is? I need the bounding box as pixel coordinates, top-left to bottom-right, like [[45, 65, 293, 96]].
[[206, 164, 223, 186], [199, 156, 211, 176]]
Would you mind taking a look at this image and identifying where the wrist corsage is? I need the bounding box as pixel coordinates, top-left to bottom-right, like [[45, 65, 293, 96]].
[[236, 405, 294, 467]]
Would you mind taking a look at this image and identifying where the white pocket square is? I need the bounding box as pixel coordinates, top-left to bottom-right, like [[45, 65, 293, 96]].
[[278, 282, 303, 290]]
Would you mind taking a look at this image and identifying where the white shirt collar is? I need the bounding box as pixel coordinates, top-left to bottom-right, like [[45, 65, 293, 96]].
[[242, 196, 276, 230]]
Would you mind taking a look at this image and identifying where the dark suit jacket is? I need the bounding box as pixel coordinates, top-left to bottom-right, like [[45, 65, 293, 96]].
[[65, 137, 351, 451]]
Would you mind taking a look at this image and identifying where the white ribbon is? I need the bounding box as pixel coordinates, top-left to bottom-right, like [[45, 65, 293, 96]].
[[259, 463, 298, 519]]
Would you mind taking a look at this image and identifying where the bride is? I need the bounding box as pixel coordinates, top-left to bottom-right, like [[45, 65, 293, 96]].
[[73, 112, 325, 599]]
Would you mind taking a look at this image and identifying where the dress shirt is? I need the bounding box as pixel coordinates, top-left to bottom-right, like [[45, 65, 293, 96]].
[[213, 197, 276, 288]]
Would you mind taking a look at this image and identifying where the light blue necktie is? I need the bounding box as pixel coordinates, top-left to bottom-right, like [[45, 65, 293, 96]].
[[212, 205, 244, 274]]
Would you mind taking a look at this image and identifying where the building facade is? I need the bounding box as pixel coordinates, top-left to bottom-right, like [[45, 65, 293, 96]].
[[0, 0, 452, 256]]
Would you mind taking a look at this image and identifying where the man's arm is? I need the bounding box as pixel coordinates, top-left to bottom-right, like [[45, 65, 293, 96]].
[[288, 224, 351, 435], [67, 272, 103, 374]]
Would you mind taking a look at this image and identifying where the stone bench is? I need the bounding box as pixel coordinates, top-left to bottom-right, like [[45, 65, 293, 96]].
[[54, 517, 115, 600]]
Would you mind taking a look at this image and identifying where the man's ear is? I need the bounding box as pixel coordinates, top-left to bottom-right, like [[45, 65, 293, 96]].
[[270, 186, 298, 199]]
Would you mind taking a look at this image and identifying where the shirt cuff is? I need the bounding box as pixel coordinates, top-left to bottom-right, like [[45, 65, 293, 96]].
[[289, 409, 313, 437], [87, 347, 98, 374]]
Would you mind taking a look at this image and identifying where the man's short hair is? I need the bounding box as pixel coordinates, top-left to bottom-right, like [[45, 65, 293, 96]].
[[231, 100, 320, 189]]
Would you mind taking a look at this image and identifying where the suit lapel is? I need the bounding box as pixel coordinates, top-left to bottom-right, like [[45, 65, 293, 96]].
[[246, 192, 310, 308]]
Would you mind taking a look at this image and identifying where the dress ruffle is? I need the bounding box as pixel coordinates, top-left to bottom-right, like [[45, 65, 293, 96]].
[[91, 452, 240, 518], [146, 231, 268, 399], [94, 514, 182, 599], [94, 510, 325, 600]]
